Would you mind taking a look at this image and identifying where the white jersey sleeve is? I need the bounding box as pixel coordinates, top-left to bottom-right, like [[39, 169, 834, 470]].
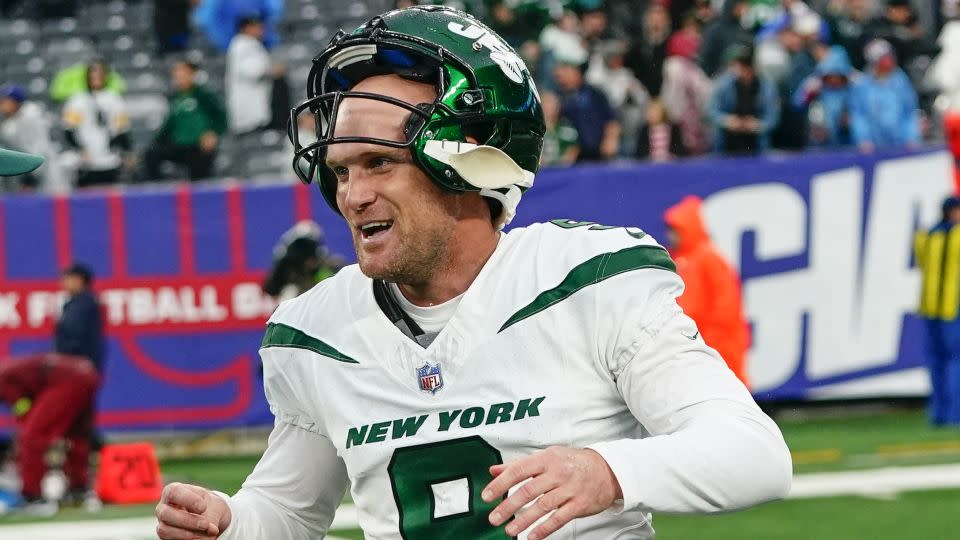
[[587, 267, 792, 513], [217, 420, 349, 540], [217, 321, 350, 539]]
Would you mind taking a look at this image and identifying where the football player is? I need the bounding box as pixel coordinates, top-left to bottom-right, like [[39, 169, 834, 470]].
[[156, 6, 791, 540]]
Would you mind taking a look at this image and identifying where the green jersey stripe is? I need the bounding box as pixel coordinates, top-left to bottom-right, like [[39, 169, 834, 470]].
[[261, 322, 359, 364], [498, 245, 676, 333]]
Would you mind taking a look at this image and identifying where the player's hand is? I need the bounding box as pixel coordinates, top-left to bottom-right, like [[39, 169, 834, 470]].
[[156, 482, 230, 539], [482, 446, 622, 540]]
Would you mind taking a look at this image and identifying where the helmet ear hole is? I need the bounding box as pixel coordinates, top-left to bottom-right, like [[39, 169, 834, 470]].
[[462, 122, 496, 145]]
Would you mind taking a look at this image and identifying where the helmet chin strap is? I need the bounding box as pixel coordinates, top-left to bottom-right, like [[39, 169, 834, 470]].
[[423, 140, 535, 189]]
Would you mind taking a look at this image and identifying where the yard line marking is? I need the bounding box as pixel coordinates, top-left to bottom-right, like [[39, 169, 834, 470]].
[[789, 463, 960, 499]]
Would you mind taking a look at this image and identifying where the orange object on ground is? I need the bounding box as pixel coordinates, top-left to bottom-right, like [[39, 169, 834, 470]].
[[96, 442, 163, 504], [664, 195, 751, 388]]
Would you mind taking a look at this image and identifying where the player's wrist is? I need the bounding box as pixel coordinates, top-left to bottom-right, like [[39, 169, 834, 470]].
[[583, 448, 624, 504]]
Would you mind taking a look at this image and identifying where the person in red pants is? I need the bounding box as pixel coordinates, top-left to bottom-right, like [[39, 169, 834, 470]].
[[0, 353, 99, 513]]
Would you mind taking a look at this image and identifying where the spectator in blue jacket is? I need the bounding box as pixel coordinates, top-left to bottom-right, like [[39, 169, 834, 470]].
[[791, 46, 856, 148], [55, 264, 104, 373], [708, 44, 780, 155], [850, 39, 920, 152]]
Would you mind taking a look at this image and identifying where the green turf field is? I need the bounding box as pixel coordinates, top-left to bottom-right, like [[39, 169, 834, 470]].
[[2, 408, 959, 539]]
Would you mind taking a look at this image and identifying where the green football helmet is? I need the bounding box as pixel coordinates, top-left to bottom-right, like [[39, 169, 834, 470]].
[[288, 5, 545, 227]]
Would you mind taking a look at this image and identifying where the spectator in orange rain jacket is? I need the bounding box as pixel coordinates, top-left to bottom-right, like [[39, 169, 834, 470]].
[[664, 195, 751, 387]]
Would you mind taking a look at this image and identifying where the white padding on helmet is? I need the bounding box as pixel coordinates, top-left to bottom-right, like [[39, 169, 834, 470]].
[[480, 185, 523, 230], [423, 140, 535, 189]]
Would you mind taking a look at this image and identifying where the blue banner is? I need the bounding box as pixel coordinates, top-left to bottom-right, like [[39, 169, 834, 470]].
[[0, 148, 952, 431]]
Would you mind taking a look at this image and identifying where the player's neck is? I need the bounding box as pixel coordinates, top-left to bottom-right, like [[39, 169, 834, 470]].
[[397, 225, 500, 307]]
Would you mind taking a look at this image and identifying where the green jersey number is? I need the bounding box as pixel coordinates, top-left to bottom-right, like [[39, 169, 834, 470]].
[[387, 436, 512, 539]]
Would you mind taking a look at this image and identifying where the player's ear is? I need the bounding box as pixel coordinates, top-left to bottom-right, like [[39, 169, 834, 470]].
[[465, 136, 479, 144]]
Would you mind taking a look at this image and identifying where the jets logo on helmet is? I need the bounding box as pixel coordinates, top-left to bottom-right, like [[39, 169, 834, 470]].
[[446, 22, 527, 85], [287, 5, 545, 229]]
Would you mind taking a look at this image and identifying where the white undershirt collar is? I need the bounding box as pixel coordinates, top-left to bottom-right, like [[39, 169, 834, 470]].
[[388, 282, 464, 334]]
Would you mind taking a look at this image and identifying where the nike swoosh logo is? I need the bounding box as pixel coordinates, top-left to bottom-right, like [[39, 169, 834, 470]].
[[683, 331, 700, 340]]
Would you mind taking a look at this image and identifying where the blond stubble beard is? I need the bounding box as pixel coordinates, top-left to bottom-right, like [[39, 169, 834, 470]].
[[355, 195, 461, 286]]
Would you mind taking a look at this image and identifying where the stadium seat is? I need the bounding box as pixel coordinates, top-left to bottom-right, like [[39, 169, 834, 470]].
[[38, 18, 80, 43], [12, 38, 37, 56], [0, 18, 36, 38], [128, 73, 166, 94]]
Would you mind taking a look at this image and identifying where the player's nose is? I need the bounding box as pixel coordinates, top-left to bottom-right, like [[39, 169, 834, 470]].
[[338, 172, 378, 216]]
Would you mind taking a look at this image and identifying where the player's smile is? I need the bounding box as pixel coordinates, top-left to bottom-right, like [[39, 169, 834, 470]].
[[357, 219, 395, 246]]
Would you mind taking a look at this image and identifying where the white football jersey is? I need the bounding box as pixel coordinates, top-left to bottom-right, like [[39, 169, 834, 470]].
[[218, 221, 791, 540]]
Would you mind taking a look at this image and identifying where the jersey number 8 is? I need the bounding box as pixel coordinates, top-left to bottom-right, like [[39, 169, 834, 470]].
[[387, 435, 513, 539]]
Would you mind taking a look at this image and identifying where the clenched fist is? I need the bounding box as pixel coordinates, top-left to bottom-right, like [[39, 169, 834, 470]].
[[156, 482, 231, 540]]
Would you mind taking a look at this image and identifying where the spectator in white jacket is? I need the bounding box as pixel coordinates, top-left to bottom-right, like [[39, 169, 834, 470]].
[[0, 84, 66, 192], [586, 40, 649, 156], [226, 16, 284, 134], [62, 61, 132, 188], [928, 20, 960, 117]]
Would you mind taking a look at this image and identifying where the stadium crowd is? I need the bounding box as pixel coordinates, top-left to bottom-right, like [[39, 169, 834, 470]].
[[0, 0, 956, 193]]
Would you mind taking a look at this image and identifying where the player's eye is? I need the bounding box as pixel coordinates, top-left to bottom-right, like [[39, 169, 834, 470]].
[[369, 156, 394, 170], [331, 165, 349, 181]]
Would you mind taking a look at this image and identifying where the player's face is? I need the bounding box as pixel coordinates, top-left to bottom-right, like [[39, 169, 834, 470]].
[[326, 75, 462, 285]]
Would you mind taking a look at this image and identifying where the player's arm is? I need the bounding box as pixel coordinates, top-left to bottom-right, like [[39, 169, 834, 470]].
[[157, 419, 347, 540], [157, 340, 350, 540], [484, 260, 790, 539], [217, 418, 349, 539], [587, 269, 792, 514], [220, 342, 351, 539]]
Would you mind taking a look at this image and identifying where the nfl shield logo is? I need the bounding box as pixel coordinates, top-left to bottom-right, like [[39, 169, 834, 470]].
[[417, 362, 444, 394]]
